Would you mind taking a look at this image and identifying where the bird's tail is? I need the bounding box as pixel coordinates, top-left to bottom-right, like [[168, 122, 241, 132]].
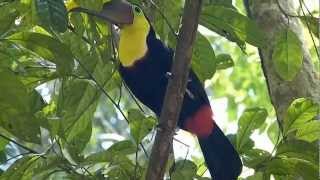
[[198, 125, 242, 180], [184, 105, 242, 179]]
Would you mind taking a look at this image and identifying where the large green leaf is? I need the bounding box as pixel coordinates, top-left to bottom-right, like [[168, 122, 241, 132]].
[[264, 157, 318, 179], [192, 32, 216, 82], [283, 98, 319, 135], [171, 160, 197, 180], [35, 0, 68, 32], [128, 109, 156, 145], [8, 32, 74, 75], [200, 5, 267, 48], [242, 148, 271, 169], [272, 28, 303, 81], [56, 79, 99, 161], [0, 69, 42, 144], [153, 0, 183, 46], [295, 120, 320, 142], [236, 108, 268, 151], [276, 140, 318, 164]]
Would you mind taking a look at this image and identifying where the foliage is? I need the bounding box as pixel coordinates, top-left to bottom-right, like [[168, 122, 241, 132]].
[[0, 0, 318, 179]]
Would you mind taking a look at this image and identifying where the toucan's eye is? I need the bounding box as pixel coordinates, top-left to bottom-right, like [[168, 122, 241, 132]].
[[134, 6, 141, 13]]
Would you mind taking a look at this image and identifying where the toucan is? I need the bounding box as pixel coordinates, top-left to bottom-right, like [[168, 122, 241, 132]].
[[72, 0, 242, 179]]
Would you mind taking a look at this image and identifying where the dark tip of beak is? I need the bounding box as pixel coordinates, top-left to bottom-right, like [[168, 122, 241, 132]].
[[69, 0, 134, 26]]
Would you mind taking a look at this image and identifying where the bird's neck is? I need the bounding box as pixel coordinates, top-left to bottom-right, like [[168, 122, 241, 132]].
[[119, 25, 150, 67]]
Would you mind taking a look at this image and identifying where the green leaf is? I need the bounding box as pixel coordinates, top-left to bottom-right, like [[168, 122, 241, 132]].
[[267, 121, 280, 145], [74, 0, 104, 11], [171, 160, 197, 180], [200, 5, 267, 48], [56, 79, 99, 161], [35, 0, 68, 32], [272, 28, 303, 81], [215, 53, 234, 70], [295, 120, 320, 142], [236, 108, 268, 151], [0, 69, 41, 144], [0, 155, 39, 180], [8, 32, 74, 75], [0, 4, 18, 37], [246, 172, 264, 180], [192, 32, 216, 82], [299, 16, 319, 38], [264, 157, 318, 179], [128, 109, 156, 145], [31, 155, 67, 179], [0, 138, 7, 163], [283, 98, 319, 135], [14, 64, 59, 88], [153, 0, 183, 46], [85, 140, 136, 163], [242, 148, 271, 169], [205, 0, 233, 8], [0, 138, 8, 152], [276, 140, 318, 164]]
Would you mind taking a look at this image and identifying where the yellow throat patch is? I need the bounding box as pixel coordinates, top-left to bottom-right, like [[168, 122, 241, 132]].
[[119, 6, 150, 67]]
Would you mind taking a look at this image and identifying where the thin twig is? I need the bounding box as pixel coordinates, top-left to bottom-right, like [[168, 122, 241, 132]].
[[299, 0, 320, 61], [0, 134, 39, 154]]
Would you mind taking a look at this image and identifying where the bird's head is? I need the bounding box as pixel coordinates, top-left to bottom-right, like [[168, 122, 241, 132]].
[[71, 0, 150, 35], [71, 0, 151, 66]]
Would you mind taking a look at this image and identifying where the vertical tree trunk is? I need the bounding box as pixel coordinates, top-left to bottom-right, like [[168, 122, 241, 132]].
[[245, 0, 320, 125]]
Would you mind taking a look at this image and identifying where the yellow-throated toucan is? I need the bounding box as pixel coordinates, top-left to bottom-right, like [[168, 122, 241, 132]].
[[74, 0, 242, 179]]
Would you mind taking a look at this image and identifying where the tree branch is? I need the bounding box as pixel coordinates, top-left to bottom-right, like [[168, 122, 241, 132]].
[[145, 0, 203, 179]]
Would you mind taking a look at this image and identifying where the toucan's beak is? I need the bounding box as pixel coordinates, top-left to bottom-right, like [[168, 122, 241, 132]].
[[70, 0, 134, 26]]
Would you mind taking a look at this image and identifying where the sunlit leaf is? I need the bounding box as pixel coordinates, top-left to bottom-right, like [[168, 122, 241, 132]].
[[276, 140, 318, 164], [236, 108, 268, 151], [283, 98, 319, 135], [295, 120, 320, 142], [263, 157, 318, 179], [272, 28, 303, 81]]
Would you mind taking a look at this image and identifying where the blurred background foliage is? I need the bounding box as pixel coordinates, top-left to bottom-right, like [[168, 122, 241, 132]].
[[0, 0, 319, 179]]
